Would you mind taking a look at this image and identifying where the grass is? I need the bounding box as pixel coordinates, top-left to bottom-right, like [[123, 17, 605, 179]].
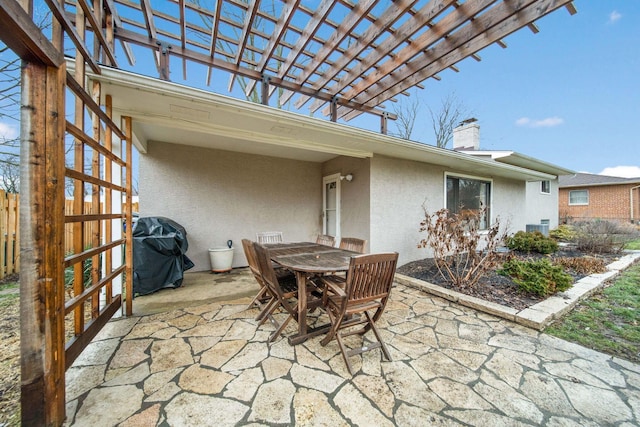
[[626, 238, 640, 250], [546, 261, 640, 363], [0, 281, 19, 308], [0, 279, 20, 427]]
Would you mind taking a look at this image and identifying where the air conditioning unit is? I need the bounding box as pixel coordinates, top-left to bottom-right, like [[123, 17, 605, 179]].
[[526, 224, 549, 236]]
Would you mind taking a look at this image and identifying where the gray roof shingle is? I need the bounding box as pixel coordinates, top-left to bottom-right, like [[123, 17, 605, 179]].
[[559, 172, 640, 188]]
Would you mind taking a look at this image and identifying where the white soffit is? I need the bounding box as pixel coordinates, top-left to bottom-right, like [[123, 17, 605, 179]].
[[87, 66, 555, 182]]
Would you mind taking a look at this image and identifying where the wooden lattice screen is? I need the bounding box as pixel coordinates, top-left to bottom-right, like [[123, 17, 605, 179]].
[[0, 1, 133, 424]]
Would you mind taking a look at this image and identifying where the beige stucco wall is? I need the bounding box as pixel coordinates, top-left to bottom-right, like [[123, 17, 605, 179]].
[[369, 156, 445, 265], [492, 176, 527, 233], [139, 142, 533, 271], [139, 141, 322, 271], [322, 157, 371, 246], [525, 180, 560, 228], [368, 156, 526, 266]]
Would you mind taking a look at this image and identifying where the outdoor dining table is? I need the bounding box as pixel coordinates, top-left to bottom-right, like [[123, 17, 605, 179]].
[[265, 242, 358, 345]]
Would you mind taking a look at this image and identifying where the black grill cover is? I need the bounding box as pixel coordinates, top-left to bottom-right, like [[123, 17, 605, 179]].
[[132, 217, 194, 296]]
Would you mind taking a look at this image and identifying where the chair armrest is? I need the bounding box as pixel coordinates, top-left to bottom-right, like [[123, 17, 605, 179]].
[[320, 275, 346, 305]]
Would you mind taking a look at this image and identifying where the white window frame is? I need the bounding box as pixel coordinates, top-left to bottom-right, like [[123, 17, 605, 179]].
[[541, 180, 550, 194], [569, 189, 589, 206], [322, 173, 341, 239], [444, 172, 493, 229]]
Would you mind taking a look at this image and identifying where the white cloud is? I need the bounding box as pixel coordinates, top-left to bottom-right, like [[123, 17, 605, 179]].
[[515, 116, 564, 128], [599, 166, 640, 178], [0, 122, 19, 140], [608, 10, 622, 24]]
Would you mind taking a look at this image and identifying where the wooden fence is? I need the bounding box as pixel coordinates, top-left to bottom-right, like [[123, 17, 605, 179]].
[[0, 191, 138, 279], [0, 190, 19, 279], [64, 200, 138, 254]]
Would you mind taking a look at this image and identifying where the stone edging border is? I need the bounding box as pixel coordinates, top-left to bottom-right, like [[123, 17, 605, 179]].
[[395, 250, 640, 331]]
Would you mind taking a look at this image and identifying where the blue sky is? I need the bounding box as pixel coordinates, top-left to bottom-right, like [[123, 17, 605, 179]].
[[1, 1, 638, 178], [372, 1, 640, 178]]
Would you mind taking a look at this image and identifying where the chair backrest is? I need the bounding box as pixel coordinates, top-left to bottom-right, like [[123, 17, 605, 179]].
[[316, 234, 336, 247], [344, 252, 398, 304], [339, 237, 367, 253], [256, 231, 283, 244], [253, 243, 284, 299], [242, 239, 264, 283]]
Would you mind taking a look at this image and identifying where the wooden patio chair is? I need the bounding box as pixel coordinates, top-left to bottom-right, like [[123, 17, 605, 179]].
[[253, 243, 303, 343], [256, 231, 283, 244], [242, 239, 295, 321], [316, 234, 336, 247], [339, 237, 367, 253], [319, 252, 399, 374]]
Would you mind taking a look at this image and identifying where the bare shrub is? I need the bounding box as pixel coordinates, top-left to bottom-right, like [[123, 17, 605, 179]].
[[554, 256, 607, 275], [573, 220, 640, 254], [418, 207, 508, 290]]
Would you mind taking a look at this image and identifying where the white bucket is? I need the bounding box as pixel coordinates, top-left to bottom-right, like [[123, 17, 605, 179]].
[[208, 247, 234, 273]]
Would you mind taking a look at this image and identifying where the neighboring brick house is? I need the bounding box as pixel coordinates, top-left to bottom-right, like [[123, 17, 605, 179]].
[[558, 173, 640, 224]]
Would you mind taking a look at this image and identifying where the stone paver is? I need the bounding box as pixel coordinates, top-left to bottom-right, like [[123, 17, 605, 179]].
[[65, 269, 640, 426]]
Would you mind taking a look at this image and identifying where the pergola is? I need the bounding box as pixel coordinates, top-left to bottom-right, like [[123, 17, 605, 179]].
[[0, 0, 575, 425]]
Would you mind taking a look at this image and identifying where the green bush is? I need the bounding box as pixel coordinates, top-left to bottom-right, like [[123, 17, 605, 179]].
[[64, 257, 95, 290], [506, 231, 559, 254], [498, 258, 573, 296], [549, 225, 576, 242]]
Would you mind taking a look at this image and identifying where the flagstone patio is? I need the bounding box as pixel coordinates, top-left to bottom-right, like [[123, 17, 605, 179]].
[[64, 269, 640, 426]]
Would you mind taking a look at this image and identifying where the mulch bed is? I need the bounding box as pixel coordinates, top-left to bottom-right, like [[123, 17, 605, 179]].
[[396, 249, 621, 311]]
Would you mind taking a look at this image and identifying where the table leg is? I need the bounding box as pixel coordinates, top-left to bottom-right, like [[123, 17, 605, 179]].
[[294, 270, 307, 340]]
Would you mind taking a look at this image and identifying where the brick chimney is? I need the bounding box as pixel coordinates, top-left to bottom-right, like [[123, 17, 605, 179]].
[[453, 118, 480, 151]]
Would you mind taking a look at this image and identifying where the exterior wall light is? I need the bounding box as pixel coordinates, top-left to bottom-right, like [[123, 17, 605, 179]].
[[341, 173, 353, 182]]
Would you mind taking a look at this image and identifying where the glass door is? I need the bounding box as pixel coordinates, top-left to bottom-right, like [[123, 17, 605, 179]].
[[323, 173, 341, 238]]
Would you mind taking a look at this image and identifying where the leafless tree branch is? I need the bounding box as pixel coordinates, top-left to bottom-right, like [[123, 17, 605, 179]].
[[429, 93, 470, 149]]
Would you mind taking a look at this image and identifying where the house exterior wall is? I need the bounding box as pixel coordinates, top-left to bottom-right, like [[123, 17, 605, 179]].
[[559, 183, 640, 223], [321, 157, 371, 245], [367, 156, 526, 266], [139, 141, 322, 271], [525, 180, 560, 228], [491, 177, 528, 234]]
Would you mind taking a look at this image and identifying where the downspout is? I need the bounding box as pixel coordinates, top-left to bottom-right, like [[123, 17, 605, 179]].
[[631, 185, 640, 223]]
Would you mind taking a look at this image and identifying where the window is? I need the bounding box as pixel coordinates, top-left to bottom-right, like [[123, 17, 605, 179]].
[[446, 174, 491, 229], [541, 180, 550, 194], [569, 190, 589, 205]]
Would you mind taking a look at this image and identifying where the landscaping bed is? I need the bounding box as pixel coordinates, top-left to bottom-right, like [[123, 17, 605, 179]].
[[397, 249, 620, 311]]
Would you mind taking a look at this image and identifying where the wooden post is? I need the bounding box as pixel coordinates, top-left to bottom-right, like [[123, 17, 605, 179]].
[[261, 75, 270, 106], [20, 61, 67, 426], [123, 116, 133, 315], [158, 42, 171, 81], [91, 80, 101, 318], [380, 112, 389, 135], [330, 97, 338, 123], [105, 95, 114, 304]]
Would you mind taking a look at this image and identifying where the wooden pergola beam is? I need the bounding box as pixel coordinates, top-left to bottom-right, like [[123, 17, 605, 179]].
[[293, 0, 379, 89], [206, 0, 224, 85], [0, 1, 64, 67], [114, 27, 395, 118], [44, 0, 101, 74], [179, 0, 187, 79], [290, 0, 419, 109], [326, 0, 495, 115], [227, 0, 259, 91], [76, 0, 118, 66], [271, 0, 336, 104], [104, 0, 136, 65], [306, 0, 458, 113], [140, 0, 158, 39], [243, 0, 302, 97], [342, 0, 574, 120]]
